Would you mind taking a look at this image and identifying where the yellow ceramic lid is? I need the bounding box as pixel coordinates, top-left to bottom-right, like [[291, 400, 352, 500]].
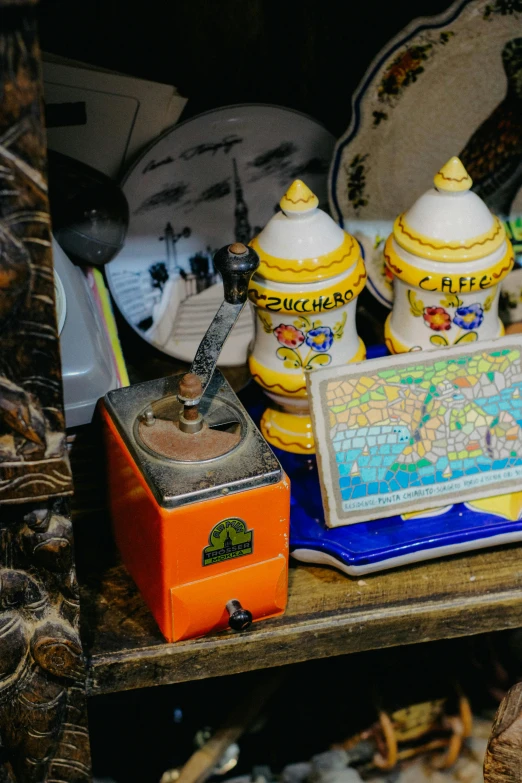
[[279, 179, 319, 213], [432, 156, 473, 192], [391, 157, 507, 263], [250, 179, 362, 283]]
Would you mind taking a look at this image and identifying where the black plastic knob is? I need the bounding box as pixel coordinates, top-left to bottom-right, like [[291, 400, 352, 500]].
[[226, 599, 253, 632], [213, 243, 260, 305]]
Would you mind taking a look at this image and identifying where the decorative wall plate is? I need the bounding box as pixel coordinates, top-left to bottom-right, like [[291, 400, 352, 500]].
[[329, 0, 522, 313], [351, 220, 394, 308], [106, 104, 335, 365]]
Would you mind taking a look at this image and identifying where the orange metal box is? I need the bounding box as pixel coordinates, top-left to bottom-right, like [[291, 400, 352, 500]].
[[100, 369, 290, 642]]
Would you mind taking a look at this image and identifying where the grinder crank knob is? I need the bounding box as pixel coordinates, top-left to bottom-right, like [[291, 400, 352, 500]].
[[226, 599, 253, 632], [213, 242, 259, 305]]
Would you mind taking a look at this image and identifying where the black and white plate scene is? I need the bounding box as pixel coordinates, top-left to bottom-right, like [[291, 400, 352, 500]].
[[106, 104, 336, 365]]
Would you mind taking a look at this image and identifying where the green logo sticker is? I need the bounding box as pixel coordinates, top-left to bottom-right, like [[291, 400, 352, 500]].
[[203, 517, 253, 567]]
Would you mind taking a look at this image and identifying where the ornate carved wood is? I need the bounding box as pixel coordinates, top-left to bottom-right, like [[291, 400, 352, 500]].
[[484, 681, 522, 783], [0, 5, 91, 781], [0, 499, 91, 782], [0, 3, 72, 504]]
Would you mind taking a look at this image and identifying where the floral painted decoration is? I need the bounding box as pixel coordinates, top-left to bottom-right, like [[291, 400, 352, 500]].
[[274, 324, 305, 348], [305, 327, 334, 353], [407, 289, 424, 317], [377, 32, 454, 108], [440, 294, 463, 308], [423, 306, 451, 331], [430, 331, 478, 347], [345, 153, 369, 212], [409, 291, 487, 345], [258, 310, 274, 334], [483, 293, 495, 312], [453, 304, 484, 330], [274, 313, 346, 371]]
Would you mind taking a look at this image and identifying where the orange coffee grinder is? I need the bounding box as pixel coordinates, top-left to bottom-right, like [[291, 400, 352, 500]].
[[101, 243, 290, 642]]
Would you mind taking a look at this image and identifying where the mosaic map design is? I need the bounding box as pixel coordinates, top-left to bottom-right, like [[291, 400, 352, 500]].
[[312, 342, 522, 525]]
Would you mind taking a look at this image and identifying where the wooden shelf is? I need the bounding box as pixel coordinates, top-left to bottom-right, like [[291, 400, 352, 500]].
[[80, 537, 522, 696], [71, 396, 522, 698]]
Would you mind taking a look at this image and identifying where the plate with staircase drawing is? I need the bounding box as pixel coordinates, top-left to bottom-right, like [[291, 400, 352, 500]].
[[106, 104, 335, 365]]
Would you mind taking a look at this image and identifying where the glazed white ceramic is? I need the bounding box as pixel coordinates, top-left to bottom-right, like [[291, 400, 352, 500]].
[[352, 218, 522, 315], [252, 273, 361, 411], [105, 104, 335, 366], [390, 277, 503, 351], [247, 179, 366, 453], [385, 158, 511, 352], [253, 201, 345, 259], [249, 181, 365, 407]]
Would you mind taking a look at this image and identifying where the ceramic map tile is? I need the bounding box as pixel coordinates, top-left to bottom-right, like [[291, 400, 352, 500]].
[[307, 337, 522, 527]]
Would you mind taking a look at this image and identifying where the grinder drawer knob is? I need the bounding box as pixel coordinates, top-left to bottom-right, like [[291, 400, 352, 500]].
[[226, 599, 253, 632]]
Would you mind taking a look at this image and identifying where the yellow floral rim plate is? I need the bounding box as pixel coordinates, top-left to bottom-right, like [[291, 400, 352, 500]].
[[329, 0, 522, 225]]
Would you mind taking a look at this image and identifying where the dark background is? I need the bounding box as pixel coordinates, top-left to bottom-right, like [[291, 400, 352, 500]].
[[35, 5, 521, 781], [38, 0, 454, 138], [37, 0, 458, 356]]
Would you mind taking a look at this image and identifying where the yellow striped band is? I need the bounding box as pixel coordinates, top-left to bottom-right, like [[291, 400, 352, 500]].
[[393, 213, 506, 262], [384, 236, 513, 293], [260, 409, 315, 454], [248, 257, 367, 315], [249, 233, 361, 283]]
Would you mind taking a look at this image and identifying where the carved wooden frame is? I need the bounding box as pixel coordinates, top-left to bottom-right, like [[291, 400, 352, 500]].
[[0, 3, 91, 780]]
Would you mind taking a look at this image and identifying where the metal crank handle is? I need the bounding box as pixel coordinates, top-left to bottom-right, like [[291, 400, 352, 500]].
[[179, 242, 259, 408]]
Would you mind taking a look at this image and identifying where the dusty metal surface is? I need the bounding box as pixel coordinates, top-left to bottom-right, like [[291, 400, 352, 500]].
[[185, 243, 259, 401], [104, 370, 283, 509], [189, 300, 244, 398], [138, 409, 241, 462]]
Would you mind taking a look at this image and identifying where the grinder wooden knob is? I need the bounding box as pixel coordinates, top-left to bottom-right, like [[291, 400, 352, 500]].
[[213, 242, 259, 305]]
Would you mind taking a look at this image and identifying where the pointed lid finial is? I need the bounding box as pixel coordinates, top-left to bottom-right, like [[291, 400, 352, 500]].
[[279, 179, 319, 213], [433, 156, 473, 192]]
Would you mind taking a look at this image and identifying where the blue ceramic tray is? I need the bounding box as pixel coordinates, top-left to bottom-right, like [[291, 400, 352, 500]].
[[241, 345, 522, 576]]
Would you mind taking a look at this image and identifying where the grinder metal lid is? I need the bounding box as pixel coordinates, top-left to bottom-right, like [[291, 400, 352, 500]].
[[104, 369, 283, 510]]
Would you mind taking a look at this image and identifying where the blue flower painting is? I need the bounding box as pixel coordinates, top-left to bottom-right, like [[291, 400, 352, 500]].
[[305, 326, 334, 352], [453, 304, 484, 330]]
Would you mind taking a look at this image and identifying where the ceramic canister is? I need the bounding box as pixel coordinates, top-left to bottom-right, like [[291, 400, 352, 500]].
[[384, 157, 514, 354], [248, 179, 367, 454]]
